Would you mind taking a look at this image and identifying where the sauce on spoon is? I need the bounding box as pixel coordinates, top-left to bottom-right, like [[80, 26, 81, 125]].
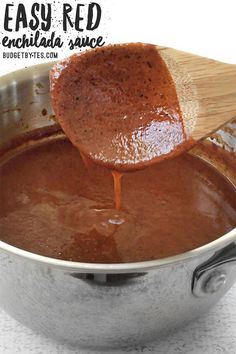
[[50, 43, 191, 172]]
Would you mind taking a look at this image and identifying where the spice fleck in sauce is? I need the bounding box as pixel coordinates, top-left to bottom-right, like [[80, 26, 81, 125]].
[[0, 139, 236, 263]]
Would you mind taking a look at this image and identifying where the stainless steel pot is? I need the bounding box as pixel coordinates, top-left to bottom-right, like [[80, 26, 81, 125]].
[[0, 63, 236, 349]]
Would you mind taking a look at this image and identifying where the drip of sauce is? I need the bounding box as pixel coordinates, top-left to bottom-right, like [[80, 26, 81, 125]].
[[80, 151, 91, 170], [50, 43, 191, 172], [112, 171, 123, 210], [0, 138, 236, 264], [81, 151, 122, 209]]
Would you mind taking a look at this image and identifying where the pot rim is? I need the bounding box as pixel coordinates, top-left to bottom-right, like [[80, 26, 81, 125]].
[[0, 229, 236, 273], [0, 63, 236, 273]]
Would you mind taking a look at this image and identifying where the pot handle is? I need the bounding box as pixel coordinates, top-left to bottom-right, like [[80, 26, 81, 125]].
[[192, 242, 236, 297]]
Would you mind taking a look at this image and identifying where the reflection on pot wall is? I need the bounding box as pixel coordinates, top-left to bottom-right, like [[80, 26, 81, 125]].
[[0, 243, 236, 348]]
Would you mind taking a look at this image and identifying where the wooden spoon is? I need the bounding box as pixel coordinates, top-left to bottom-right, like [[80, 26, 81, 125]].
[[50, 44, 236, 171], [157, 45, 236, 141]]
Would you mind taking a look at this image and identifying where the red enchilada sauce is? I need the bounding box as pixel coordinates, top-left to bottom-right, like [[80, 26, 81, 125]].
[[0, 138, 236, 263]]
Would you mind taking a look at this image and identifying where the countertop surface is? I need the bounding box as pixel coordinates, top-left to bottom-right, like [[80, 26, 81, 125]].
[[0, 284, 236, 354]]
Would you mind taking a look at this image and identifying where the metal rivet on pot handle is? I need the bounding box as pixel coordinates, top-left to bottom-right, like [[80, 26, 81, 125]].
[[192, 242, 236, 298]]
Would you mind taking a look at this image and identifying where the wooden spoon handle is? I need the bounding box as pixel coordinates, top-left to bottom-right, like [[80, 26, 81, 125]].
[[158, 46, 236, 140]]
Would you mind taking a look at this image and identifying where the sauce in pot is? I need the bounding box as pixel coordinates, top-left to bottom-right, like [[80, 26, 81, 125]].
[[0, 138, 236, 263]]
